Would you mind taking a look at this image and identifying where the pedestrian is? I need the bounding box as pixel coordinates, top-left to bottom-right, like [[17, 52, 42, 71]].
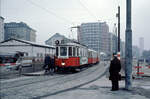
[[43, 54, 51, 74], [109, 53, 121, 91], [49, 55, 55, 75]]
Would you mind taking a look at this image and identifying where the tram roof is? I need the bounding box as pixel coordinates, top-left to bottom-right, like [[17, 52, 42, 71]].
[[56, 42, 87, 47]]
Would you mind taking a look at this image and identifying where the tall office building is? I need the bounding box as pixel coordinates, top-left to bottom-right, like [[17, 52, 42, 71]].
[[139, 37, 144, 57], [4, 22, 36, 42], [78, 22, 110, 54], [0, 16, 4, 42]]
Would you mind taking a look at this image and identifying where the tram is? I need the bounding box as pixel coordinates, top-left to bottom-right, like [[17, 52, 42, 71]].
[[55, 41, 99, 71]]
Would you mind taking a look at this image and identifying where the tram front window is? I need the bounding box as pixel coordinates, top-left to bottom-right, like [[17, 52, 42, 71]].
[[56, 47, 59, 56], [60, 47, 67, 56]]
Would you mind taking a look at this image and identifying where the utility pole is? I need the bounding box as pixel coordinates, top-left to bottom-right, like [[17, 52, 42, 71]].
[[0, 0, 1, 16], [125, 0, 132, 90], [114, 24, 118, 53], [116, 6, 120, 52]]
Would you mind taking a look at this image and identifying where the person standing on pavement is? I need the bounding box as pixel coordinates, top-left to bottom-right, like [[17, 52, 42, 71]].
[[49, 55, 55, 75], [43, 54, 51, 74], [109, 53, 121, 91]]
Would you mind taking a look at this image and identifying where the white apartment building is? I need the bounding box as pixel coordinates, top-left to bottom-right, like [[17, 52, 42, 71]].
[[0, 16, 4, 42], [78, 22, 110, 55]]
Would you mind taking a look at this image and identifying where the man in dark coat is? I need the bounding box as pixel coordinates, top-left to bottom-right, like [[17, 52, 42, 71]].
[[43, 54, 51, 71], [109, 53, 121, 91], [49, 55, 55, 75]]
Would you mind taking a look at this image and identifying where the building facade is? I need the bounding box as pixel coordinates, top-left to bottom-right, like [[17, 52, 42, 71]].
[[0, 16, 4, 42], [78, 22, 110, 55], [4, 22, 36, 42], [0, 38, 55, 57]]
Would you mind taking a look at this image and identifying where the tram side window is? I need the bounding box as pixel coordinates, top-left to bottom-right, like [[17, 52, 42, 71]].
[[69, 47, 72, 56], [56, 47, 59, 56], [37, 53, 39, 57], [88, 52, 90, 58], [73, 47, 76, 56], [60, 47, 67, 56], [26, 53, 28, 56], [80, 48, 83, 57], [83, 49, 85, 56], [77, 48, 79, 56]]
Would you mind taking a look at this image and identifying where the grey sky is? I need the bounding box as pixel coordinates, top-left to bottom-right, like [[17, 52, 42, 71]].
[[1, 0, 150, 50]]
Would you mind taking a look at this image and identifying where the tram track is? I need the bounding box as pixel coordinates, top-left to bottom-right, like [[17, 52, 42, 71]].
[[1, 63, 99, 90], [0, 62, 108, 99], [32, 64, 109, 99], [0, 74, 66, 89]]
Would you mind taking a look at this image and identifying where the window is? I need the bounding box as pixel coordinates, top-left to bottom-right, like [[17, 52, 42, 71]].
[[26, 53, 28, 56], [77, 48, 79, 56], [73, 47, 76, 56], [60, 47, 67, 56], [56, 47, 59, 56], [40, 53, 43, 57], [69, 47, 72, 56], [37, 53, 39, 57]]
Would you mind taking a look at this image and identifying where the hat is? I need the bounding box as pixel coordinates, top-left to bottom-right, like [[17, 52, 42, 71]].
[[113, 53, 117, 57]]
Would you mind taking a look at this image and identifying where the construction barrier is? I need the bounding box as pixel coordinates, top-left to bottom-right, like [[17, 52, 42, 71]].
[[133, 65, 150, 77]]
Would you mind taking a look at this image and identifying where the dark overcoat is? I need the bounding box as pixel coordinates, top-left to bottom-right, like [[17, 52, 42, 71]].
[[44, 56, 51, 65], [50, 58, 55, 68], [109, 57, 121, 81]]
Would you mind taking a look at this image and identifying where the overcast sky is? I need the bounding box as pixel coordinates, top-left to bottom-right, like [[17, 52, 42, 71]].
[[1, 0, 150, 50]]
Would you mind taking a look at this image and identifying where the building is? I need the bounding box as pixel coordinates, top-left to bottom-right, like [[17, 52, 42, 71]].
[[45, 33, 71, 46], [0, 16, 4, 42], [4, 22, 36, 42], [139, 37, 144, 57], [0, 38, 55, 57], [132, 45, 140, 59], [109, 32, 117, 55], [78, 22, 110, 55]]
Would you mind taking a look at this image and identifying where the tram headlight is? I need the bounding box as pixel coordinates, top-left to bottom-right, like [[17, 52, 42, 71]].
[[61, 62, 65, 66]]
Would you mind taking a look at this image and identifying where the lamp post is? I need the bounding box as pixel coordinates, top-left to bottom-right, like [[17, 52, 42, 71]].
[[125, 0, 132, 90]]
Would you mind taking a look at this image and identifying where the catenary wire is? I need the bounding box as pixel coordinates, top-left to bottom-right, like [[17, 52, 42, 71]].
[[26, 0, 74, 25], [77, 0, 98, 21]]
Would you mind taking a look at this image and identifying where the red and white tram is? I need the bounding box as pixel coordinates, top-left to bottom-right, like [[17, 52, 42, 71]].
[[55, 41, 99, 70]]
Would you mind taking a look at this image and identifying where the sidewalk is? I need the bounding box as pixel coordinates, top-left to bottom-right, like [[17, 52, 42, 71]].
[[45, 76, 150, 99]]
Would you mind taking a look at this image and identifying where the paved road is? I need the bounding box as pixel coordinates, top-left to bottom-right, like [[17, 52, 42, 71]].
[[0, 62, 109, 99]]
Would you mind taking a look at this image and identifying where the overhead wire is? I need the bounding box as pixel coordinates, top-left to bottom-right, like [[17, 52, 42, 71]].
[[77, 0, 98, 21], [25, 0, 74, 25]]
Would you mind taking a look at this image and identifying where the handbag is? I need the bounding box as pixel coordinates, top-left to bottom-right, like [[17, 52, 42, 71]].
[[118, 73, 121, 81]]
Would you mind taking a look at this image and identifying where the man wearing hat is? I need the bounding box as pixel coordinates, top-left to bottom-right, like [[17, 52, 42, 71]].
[[109, 53, 121, 91]]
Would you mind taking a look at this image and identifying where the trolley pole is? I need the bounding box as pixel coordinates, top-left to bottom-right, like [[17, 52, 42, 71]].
[[125, 0, 133, 90]]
